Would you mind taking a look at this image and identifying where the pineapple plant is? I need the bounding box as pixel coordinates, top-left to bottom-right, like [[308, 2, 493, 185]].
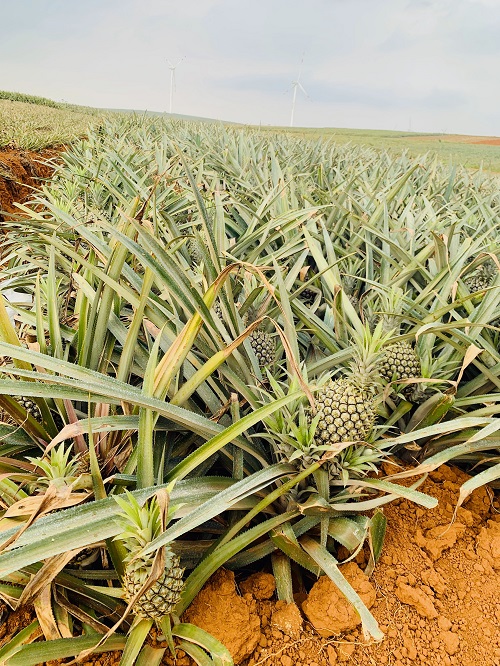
[[114, 492, 184, 620], [259, 343, 388, 485]]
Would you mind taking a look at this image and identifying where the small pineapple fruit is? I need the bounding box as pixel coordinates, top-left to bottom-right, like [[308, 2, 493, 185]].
[[379, 340, 421, 384], [245, 306, 276, 368], [188, 237, 204, 267], [13, 396, 43, 422], [114, 492, 184, 620], [1, 350, 43, 423], [464, 258, 497, 293], [312, 325, 386, 446], [296, 281, 317, 304], [377, 288, 422, 389], [214, 301, 223, 321], [248, 329, 276, 367]]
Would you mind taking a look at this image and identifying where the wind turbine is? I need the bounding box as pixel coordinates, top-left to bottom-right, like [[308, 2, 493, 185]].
[[290, 56, 308, 127], [167, 57, 183, 114]]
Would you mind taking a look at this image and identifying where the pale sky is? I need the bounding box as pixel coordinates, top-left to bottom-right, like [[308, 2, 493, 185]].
[[1, 0, 499, 135]]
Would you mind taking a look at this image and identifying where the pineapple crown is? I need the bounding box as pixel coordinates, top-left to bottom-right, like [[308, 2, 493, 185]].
[[114, 490, 177, 565], [341, 255, 364, 296], [27, 444, 85, 489], [378, 286, 406, 334], [240, 274, 273, 325], [347, 321, 393, 391]]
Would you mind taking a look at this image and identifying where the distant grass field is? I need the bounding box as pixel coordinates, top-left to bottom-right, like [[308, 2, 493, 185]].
[[1, 90, 500, 172], [0, 92, 105, 150], [272, 126, 500, 173]]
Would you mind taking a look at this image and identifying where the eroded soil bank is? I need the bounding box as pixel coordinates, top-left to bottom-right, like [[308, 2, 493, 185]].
[[0, 147, 60, 220]]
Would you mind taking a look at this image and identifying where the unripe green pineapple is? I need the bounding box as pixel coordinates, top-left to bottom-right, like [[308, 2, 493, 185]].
[[465, 259, 497, 293], [188, 237, 204, 267], [374, 288, 422, 390], [248, 329, 276, 367], [379, 340, 421, 384], [13, 396, 42, 422], [296, 281, 317, 304], [114, 492, 184, 620], [244, 305, 276, 367], [123, 551, 184, 620], [214, 301, 223, 320], [313, 378, 377, 445], [1, 351, 43, 423], [312, 325, 387, 446]]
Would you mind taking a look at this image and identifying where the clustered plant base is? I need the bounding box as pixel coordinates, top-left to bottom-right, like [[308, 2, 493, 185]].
[[0, 117, 499, 665]]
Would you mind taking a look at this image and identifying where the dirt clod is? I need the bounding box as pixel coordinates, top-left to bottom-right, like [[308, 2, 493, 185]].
[[395, 582, 438, 619], [240, 572, 276, 600], [302, 562, 376, 636], [271, 602, 303, 638], [182, 568, 261, 663]]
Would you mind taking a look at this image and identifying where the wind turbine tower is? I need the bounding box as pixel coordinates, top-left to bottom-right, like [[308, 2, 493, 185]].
[[290, 57, 309, 127], [167, 58, 183, 114]]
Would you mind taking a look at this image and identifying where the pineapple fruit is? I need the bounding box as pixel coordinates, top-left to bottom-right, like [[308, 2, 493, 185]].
[[248, 329, 276, 368], [1, 334, 44, 423], [464, 257, 497, 293], [11, 395, 42, 422], [376, 289, 421, 389], [312, 326, 385, 446], [379, 340, 421, 384], [114, 492, 184, 620], [245, 305, 276, 368]]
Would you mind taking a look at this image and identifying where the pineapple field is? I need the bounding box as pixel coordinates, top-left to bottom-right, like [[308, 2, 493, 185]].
[[0, 115, 499, 666]]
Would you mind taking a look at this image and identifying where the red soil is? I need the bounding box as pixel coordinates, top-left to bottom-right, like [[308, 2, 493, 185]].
[[177, 465, 500, 666], [0, 147, 60, 220], [410, 134, 500, 147]]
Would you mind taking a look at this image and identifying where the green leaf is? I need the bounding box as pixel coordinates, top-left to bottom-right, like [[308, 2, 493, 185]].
[[120, 618, 153, 666], [172, 624, 233, 666], [5, 634, 127, 666], [165, 390, 303, 481]]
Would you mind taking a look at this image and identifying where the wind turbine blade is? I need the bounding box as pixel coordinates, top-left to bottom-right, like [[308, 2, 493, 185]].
[[298, 82, 309, 98], [296, 51, 305, 81]]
